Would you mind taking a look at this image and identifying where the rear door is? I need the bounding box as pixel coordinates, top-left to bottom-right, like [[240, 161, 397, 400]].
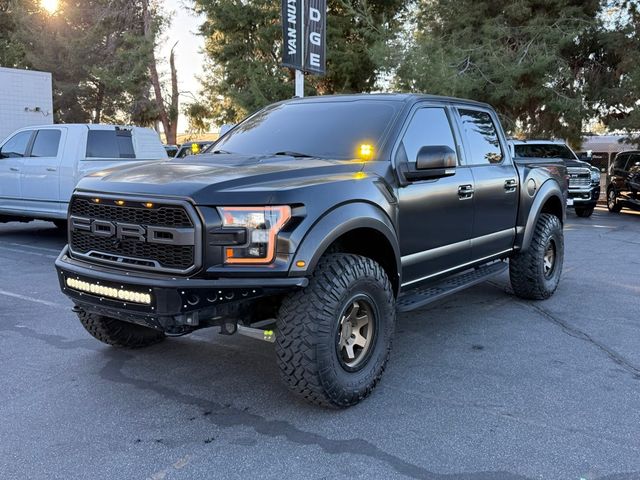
[[71, 128, 139, 201], [0, 130, 34, 211], [20, 128, 66, 215], [455, 107, 519, 260]]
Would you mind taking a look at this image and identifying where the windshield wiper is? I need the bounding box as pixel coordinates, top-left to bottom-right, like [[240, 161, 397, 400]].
[[272, 150, 313, 158]]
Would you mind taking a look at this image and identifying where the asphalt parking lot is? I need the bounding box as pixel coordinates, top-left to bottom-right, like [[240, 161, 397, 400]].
[[1, 207, 639, 480]]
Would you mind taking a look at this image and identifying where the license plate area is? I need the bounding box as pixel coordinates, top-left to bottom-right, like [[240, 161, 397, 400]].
[[567, 198, 574, 206]]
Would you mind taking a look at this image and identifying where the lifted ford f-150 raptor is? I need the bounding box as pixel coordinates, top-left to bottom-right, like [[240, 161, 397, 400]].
[[55, 94, 568, 408]]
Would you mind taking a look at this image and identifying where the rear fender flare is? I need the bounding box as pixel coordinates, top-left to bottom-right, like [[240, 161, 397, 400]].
[[519, 179, 565, 251]]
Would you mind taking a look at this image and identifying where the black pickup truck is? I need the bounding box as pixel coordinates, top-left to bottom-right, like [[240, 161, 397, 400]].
[[55, 94, 567, 407]]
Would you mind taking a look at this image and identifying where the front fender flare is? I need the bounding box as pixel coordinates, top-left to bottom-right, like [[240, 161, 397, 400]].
[[289, 202, 400, 286]]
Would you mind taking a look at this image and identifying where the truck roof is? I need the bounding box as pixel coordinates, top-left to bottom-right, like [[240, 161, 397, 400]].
[[12, 124, 149, 131], [281, 93, 492, 109], [509, 139, 567, 145]]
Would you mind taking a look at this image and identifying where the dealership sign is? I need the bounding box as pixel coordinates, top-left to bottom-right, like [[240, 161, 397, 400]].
[[281, 0, 326, 75]]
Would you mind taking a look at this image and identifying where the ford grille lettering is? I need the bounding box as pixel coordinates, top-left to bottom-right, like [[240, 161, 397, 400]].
[[70, 217, 196, 246]]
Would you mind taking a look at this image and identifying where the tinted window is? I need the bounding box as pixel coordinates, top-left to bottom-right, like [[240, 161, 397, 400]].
[[400, 108, 457, 164], [612, 154, 629, 171], [213, 101, 401, 160], [86, 130, 136, 159], [458, 109, 503, 165], [0, 131, 32, 158], [30, 130, 61, 157], [514, 143, 576, 160]]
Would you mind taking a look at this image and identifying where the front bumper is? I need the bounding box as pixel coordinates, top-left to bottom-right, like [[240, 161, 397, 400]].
[[567, 186, 600, 208], [55, 247, 308, 330]]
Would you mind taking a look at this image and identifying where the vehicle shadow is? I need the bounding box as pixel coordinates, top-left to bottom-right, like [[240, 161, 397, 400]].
[[0, 220, 67, 247]]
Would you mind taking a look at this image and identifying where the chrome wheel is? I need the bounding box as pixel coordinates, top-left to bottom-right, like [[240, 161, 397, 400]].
[[337, 298, 375, 369], [543, 240, 556, 278], [608, 190, 616, 209]]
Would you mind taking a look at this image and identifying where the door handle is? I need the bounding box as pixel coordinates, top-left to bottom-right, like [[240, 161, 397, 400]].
[[9, 167, 19, 172], [458, 184, 474, 200], [46, 168, 57, 172], [504, 178, 517, 192]]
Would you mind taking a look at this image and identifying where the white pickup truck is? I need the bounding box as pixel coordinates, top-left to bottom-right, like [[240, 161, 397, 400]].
[[0, 124, 167, 227]]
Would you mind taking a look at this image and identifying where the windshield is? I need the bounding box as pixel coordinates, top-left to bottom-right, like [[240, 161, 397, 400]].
[[212, 100, 401, 160], [514, 143, 577, 160]]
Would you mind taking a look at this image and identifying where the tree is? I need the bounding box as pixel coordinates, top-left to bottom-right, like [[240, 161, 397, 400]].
[[394, 0, 602, 144], [0, 0, 25, 68], [585, 1, 640, 144], [10, 0, 159, 124], [193, 0, 406, 124], [142, 0, 179, 144]]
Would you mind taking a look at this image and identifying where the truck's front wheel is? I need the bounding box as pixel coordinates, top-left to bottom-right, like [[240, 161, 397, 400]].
[[574, 205, 595, 217], [276, 254, 395, 408], [509, 213, 564, 300], [76, 310, 165, 348]]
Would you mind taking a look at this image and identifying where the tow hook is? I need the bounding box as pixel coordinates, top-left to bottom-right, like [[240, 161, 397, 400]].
[[219, 319, 276, 343]]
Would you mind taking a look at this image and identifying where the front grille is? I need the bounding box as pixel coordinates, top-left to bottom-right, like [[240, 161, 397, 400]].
[[70, 198, 193, 227], [567, 167, 591, 188], [69, 196, 198, 273]]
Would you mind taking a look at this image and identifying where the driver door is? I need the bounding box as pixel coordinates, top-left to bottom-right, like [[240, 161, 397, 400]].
[[0, 130, 34, 211], [397, 106, 474, 287]]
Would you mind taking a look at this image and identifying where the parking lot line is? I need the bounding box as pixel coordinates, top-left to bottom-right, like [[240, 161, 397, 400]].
[[0, 245, 58, 259], [0, 288, 67, 308]]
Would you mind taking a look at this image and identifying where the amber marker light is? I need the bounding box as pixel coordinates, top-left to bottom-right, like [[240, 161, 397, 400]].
[[114, 200, 125, 206], [143, 202, 154, 208], [296, 260, 306, 268], [358, 143, 374, 160], [92, 198, 101, 203]]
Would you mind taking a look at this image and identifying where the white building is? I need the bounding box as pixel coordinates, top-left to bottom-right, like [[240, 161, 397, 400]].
[[0, 67, 53, 142]]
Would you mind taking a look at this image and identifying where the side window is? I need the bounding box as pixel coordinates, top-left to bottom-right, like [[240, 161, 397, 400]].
[[86, 130, 136, 159], [458, 109, 503, 165], [399, 107, 458, 164], [0, 131, 32, 158], [30, 130, 62, 157], [612, 154, 628, 172]]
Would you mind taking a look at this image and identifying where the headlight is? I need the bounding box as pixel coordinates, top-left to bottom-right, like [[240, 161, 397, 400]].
[[591, 168, 601, 183], [218, 206, 291, 264]]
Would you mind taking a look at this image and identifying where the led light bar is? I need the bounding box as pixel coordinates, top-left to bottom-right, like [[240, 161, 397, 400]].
[[66, 278, 152, 305]]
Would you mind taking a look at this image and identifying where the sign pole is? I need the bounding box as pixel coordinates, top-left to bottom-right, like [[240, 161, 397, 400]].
[[295, 69, 304, 98], [295, 2, 305, 97], [282, 0, 324, 97]]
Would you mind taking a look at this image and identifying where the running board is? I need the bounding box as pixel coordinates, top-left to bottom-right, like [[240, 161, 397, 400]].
[[397, 261, 508, 313]]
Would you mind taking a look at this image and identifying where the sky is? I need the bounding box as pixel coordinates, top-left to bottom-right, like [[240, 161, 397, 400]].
[[160, 0, 206, 134]]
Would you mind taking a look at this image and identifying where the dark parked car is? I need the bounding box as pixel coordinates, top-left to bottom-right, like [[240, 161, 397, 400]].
[[163, 144, 179, 157], [607, 151, 640, 213], [175, 141, 214, 158], [55, 94, 567, 407], [510, 140, 600, 217]]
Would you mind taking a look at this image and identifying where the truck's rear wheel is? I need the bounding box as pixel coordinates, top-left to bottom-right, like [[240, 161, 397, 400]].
[[509, 213, 563, 300], [76, 310, 165, 348], [275, 253, 395, 408], [574, 205, 594, 217]]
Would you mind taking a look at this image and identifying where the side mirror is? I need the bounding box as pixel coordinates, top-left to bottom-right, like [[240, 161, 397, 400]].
[[405, 145, 457, 181]]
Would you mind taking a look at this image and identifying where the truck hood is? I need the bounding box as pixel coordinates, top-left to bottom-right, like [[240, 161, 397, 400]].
[[76, 154, 373, 204], [563, 158, 593, 169]]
